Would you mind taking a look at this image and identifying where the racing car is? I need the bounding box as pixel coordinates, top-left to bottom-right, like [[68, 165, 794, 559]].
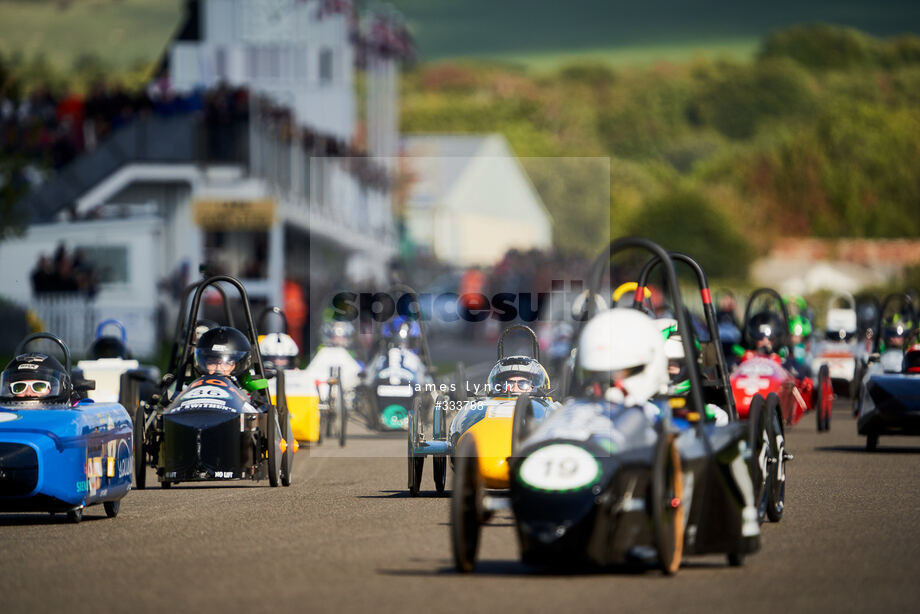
[[853, 293, 918, 449], [0, 333, 132, 522], [729, 288, 833, 432], [72, 319, 160, 409], [409, 325, 559, 496], [451, 238, 762, 574], [811, 292, 862, 396], [857, 328, 920, 450], [127, 275, 294, 488], [354, 285, 437, 432]]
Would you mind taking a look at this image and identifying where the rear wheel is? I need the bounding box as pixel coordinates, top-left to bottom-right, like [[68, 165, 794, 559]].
[[66, 508, 83, 524], [103, 500, 120, 518], [267, 403, 281, 487], [765, 393, 786, 522], [511, 394, 534, 457], [747, 395, 769, 522], [727, 552, 745, 567], [133, 403, 146, 490], [451, 437, 482, 573], [816, 364, 833, 432], [651, 432, 684, 575], [867, 433, 879, 451]]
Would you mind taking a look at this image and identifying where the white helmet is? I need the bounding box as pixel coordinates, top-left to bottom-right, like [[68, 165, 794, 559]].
[[657, 318, 685, 361], [259, 332, 299, 369], [578, 309, 669, 405]]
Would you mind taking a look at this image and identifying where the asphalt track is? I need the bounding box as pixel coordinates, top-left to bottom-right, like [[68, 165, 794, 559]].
[[3, 399, 919, 614]]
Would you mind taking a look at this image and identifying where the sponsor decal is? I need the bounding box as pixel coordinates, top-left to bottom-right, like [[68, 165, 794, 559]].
[[17, 364, 39, 370], [211, 344, 229, 352], [183, 386, 231, 400], [0, 412, 19, 423], [485, 404, 515, 419], [176, 399, 230, 411], [518, 444, 601, 492], [377, 385, 413, 397]]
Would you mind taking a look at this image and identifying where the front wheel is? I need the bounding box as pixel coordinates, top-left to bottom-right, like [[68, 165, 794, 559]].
[[103, 500, 120, 518], [651, 432, 684, 575], [267, 403, 281, 487], [765, 393, 786, 523], [407, 395, 424, 496], [511, 394, 534, 457], [337, 375, 346, 448], [747, 395, 769, 522], [451, 437, 482, 573], [867, 433, 879, 451], [67, 508, 83, 523], [815, 364, 833, 432]]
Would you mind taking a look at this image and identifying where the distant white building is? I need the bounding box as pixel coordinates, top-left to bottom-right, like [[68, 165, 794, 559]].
[[402, 134, 553, 266], [1, 0, 407, 356]]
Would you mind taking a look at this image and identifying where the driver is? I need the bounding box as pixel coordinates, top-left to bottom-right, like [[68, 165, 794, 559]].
[[487, 356, 549, 397], [259, 332, 299, 370], [194, 327, 252, 379], [0, 353, 73, 403], [577, 309, 668, 419], [746, 312, 784, 357], [382, 315, 421, 353]]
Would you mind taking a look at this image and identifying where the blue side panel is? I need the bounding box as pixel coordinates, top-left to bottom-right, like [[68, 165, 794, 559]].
[[0, 401, 133, 512]]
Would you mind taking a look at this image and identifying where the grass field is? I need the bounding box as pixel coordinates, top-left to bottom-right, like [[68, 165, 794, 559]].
[[1, 0, 919, 73]]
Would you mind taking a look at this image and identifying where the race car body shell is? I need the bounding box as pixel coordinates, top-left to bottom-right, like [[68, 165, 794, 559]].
[[731, 356, 797, 422], [0, 400, 133, 513], [160, 375, 268, 482], [857, 373, 920, 437], [509, 401, 759, 568], [269, 370, 320, 443]]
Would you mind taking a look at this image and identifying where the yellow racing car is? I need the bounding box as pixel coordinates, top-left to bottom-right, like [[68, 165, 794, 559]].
[[407, 325, 559, 496]]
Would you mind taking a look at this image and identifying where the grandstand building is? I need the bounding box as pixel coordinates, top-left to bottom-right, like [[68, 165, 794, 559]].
[[0, 0, 408, 356]]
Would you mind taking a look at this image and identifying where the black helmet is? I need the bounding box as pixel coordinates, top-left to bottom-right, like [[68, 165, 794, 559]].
[[194, 327, 252, 377], [746, 312, 784, 354], [486, 356, 549, 396], [89, 336, 129, 359], [0, 353, 73, 403]]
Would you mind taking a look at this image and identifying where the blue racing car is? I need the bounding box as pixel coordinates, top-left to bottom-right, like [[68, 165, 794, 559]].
[[0, 333, 133, 522]]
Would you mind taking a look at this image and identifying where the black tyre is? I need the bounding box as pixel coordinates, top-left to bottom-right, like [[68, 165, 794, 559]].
[[67, 508, 83, 524], [103, 500, 120, 518], [451, 437, 482, 573], [433, 456, 447, 495], [511, 393, 534, 457], [277, 371, 294, 487], [337, 375, 346, 448], [765, 393, 786, 522], [747, 395, 769, 522], [651, 432, 684, 575], [815, 364, 832, 432], [161, 480, 171, 489], [133, 403, 146, 490], [867, 433, 879, 451], [407, 395, 424, 496], [455, 363, 468, 402], [267, 402, 280, 487], [727, 552, 745, 567]]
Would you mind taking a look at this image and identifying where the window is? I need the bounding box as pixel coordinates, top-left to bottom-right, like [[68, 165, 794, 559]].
[[76, 245, 129, 285], [319, 48, 333, 84]]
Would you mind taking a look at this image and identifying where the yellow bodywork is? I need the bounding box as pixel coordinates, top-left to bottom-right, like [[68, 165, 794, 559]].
[[457, 409, 514, 490], [271, 392, 321, 444]]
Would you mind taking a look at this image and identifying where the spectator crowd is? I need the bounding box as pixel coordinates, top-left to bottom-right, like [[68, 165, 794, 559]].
[[30, 243, 98, 297]]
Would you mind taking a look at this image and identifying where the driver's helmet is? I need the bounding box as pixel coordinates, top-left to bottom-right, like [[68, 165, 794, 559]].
[[382, 315, 420, 350], [904, 343, 920, 374], [487, 356, 549, 397], [194, 327, 252, 377], [193, 319, 219, 344], [321, 319, 356, 348], [577, 309, 668, 406], [657, 318, 686, 383], [0, 353, 73, 403], [789, 314, 812, 340], [746, 312, 784, 355], [259, 332, 299, 370], [89, 336, 129, 360], [882, 315, 911, 350]]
